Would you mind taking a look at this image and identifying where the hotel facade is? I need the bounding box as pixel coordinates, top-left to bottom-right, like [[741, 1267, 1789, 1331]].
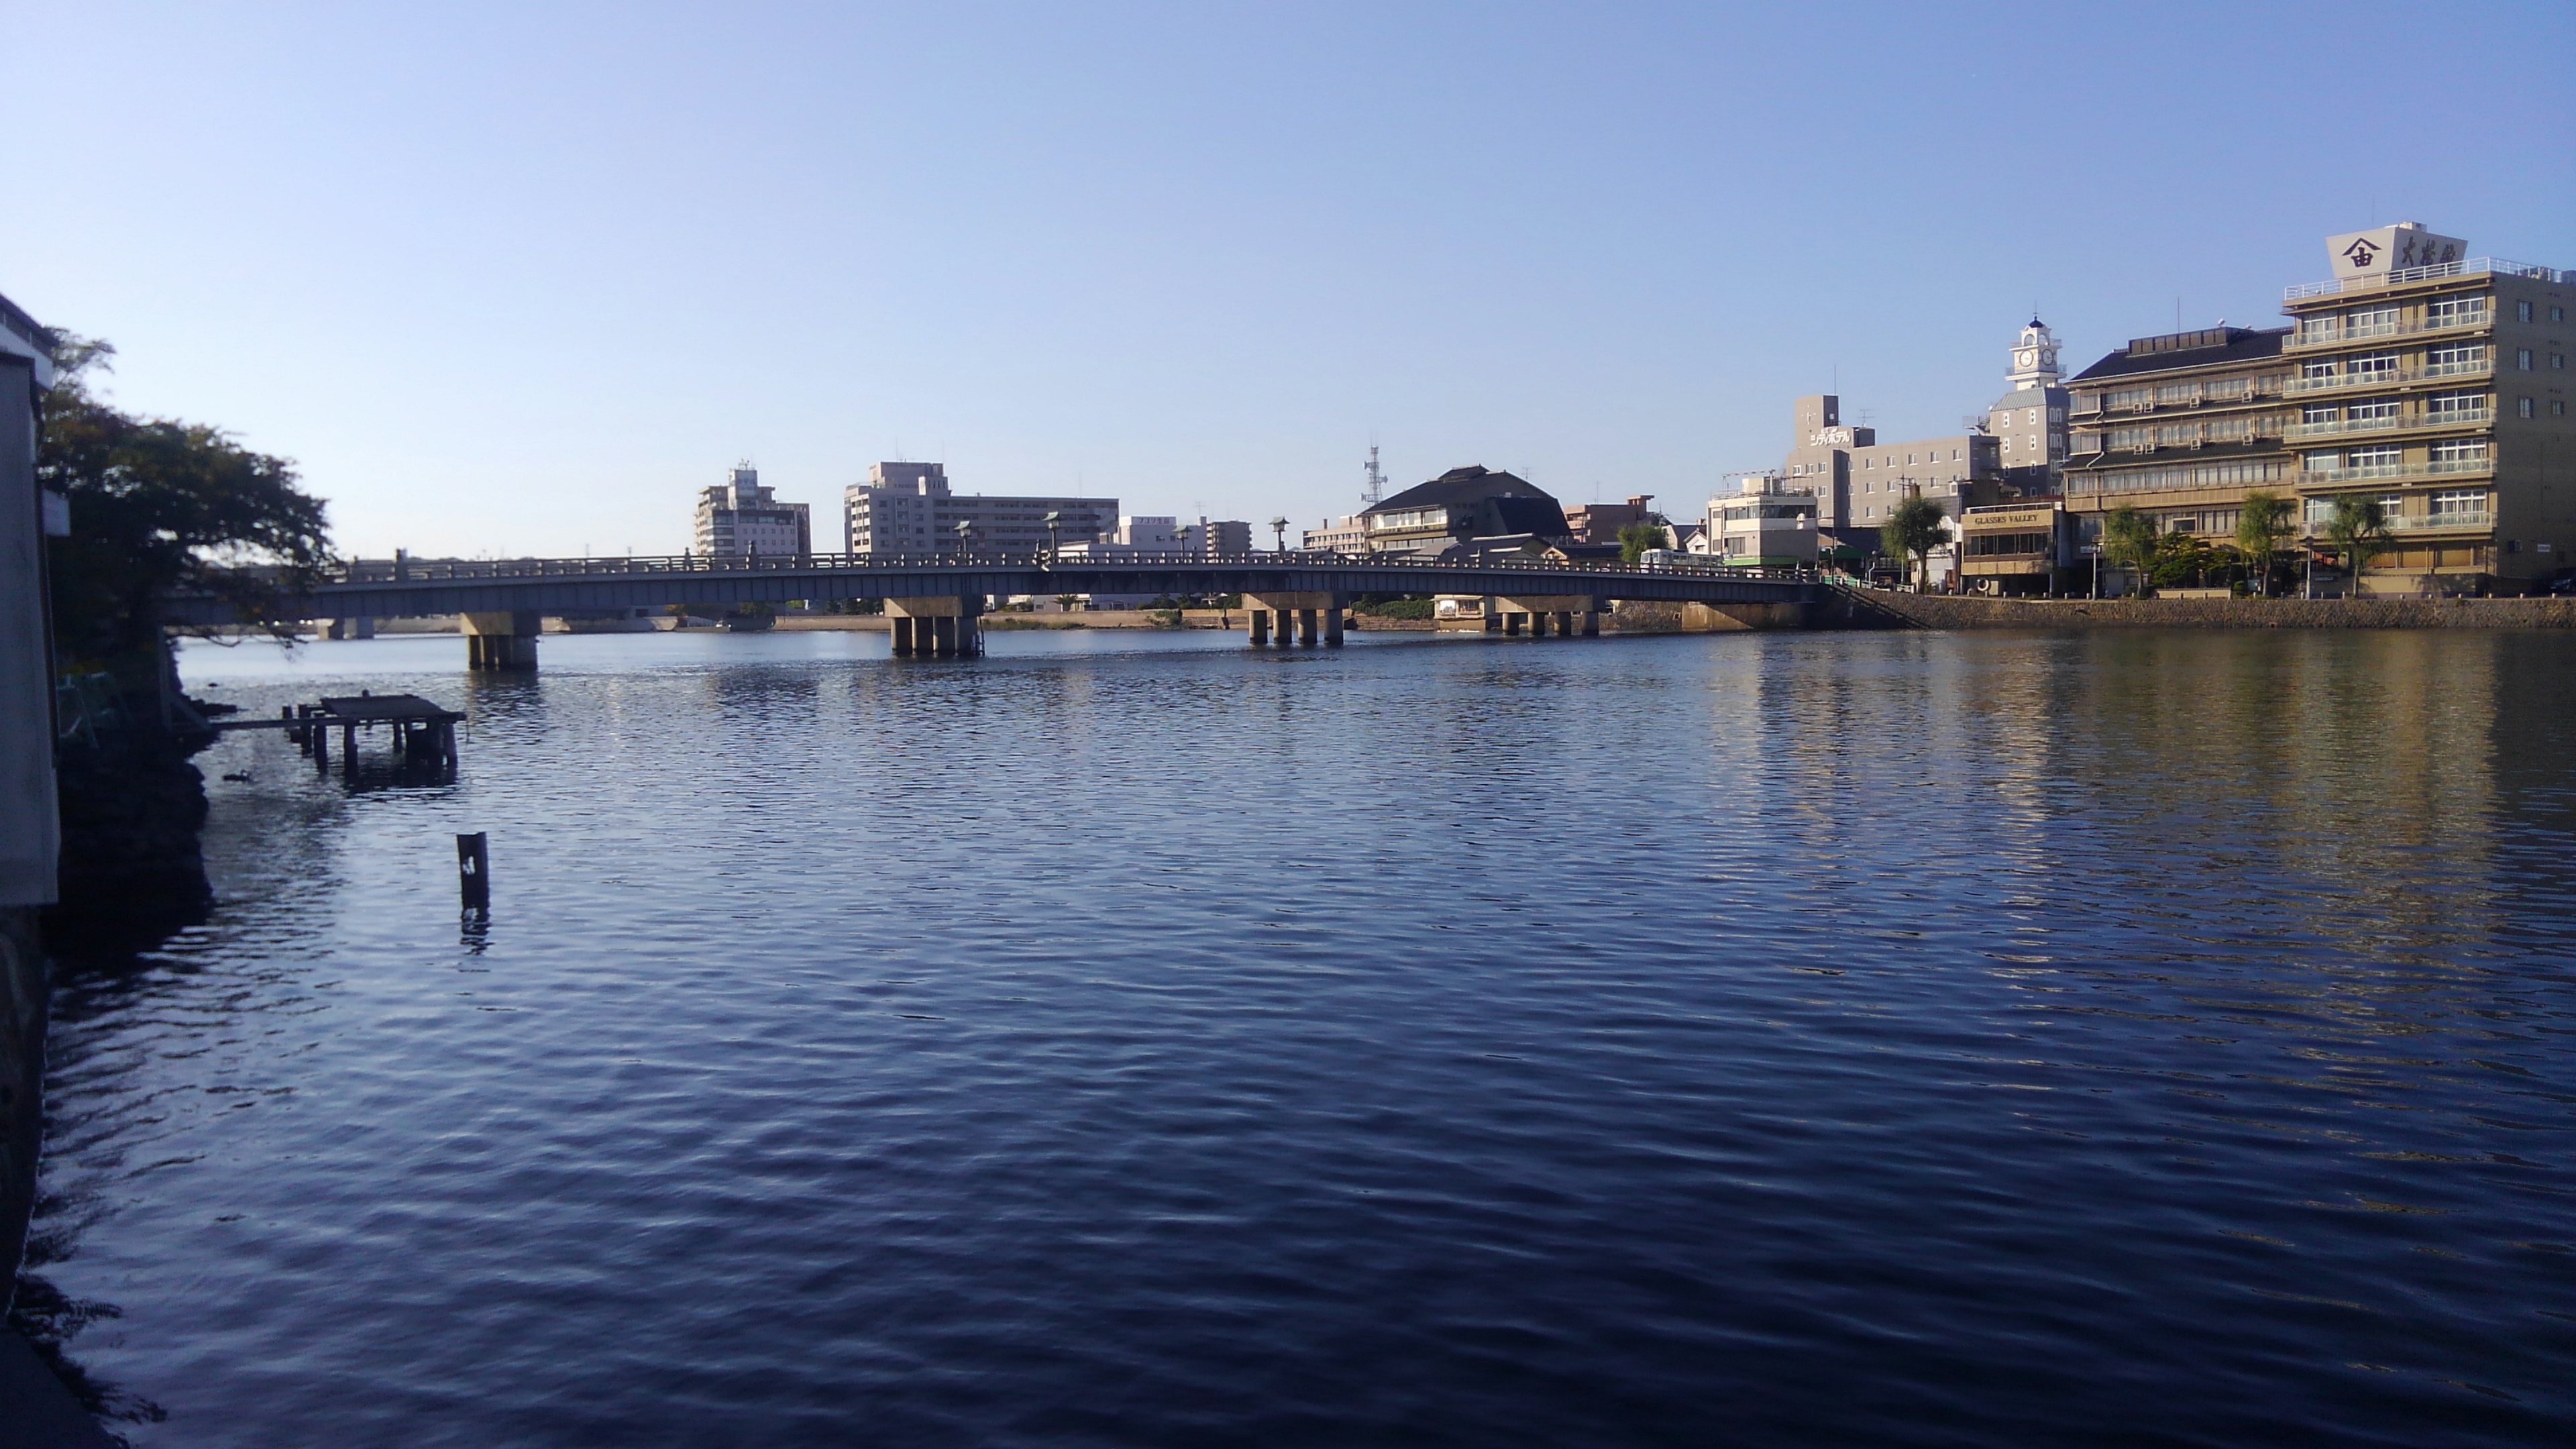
[[2067, 224, 2573, 594]]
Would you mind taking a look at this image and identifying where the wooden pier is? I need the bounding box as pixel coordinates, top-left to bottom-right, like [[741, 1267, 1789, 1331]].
[[215, 692, 465, 771]]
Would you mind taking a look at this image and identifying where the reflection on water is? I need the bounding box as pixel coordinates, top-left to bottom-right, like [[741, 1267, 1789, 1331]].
[[20, 627, 2576, 1447]]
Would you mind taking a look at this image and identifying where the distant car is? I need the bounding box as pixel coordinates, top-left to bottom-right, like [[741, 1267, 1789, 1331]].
[[2545, 570, 2576, 597]]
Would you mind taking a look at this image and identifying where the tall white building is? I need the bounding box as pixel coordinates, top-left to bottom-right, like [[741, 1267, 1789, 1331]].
[[842, 463, 1118, 555], [694, 464, 811, 558]]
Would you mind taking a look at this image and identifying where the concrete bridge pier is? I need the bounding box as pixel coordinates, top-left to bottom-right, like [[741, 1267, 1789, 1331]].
[[1495, 595, 1602, 640], [317, 616, 374, 641], [888, 596, 983, 658], [462, 611, 541, 671], [1243, 592, 1346, 648]]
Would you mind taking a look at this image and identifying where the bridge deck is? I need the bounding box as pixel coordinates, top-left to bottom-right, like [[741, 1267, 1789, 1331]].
[[168, 551, 1827, 626]]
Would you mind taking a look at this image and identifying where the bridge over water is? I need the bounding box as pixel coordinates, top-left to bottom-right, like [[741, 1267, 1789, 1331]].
[[171, 551, 1852, 667]]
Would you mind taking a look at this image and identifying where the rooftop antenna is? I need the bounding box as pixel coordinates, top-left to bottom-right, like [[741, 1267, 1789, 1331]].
[[1362, 445, 1385, 506]]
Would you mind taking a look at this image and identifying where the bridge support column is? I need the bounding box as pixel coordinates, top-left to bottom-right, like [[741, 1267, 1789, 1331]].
[[319, 616, 374, 641], [887, 596, 984, 659], [1503, 612, 1521, 636], [1249, 610, 1271, 647], [1582, 610, 1600, 637], [462, 611, 541, 672], [1324, 607, 1344, 647], [1242, 592, 1344, 651], [1496, 596, 1597, 642]]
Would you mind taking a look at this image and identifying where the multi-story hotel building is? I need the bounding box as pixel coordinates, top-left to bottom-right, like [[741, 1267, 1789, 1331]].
[[842, 462, 1118, 557], [2277, 224, 2572, 593], [2061, 326, 2297, 562], [2067, 223, 2573, 594]]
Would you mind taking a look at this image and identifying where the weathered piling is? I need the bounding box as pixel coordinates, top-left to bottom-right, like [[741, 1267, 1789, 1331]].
[[457, 833, 490, 911]]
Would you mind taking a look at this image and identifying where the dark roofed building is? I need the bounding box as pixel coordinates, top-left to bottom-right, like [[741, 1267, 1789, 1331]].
[[1360, 466, 1569, 553]]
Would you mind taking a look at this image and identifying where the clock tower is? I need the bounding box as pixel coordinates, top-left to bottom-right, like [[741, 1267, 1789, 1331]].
[[2004, 317, 2061, 392], [1986, 317, 2072, 498]]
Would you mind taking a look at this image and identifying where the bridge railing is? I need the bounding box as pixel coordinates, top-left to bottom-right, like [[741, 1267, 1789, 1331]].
[[325, 551, 1827, 586]]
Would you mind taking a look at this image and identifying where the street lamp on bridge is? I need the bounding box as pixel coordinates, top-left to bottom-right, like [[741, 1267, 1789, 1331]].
[[1270, 516, 1289, 553]]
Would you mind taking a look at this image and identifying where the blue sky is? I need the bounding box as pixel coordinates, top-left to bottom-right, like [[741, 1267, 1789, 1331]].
[[6, 1, 2569, 556]]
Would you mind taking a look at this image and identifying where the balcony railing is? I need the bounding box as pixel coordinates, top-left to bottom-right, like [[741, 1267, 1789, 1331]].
[[2286, 358, 2491, 393], [2299, 458, 2493, 487], [2284, 256, 2566, 301], [2285, 407, 2491, 440], [2284, 313, 2491, 350]]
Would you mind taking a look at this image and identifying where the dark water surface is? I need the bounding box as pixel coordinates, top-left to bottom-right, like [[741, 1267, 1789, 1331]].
[[23, 627, 2576, 1446]]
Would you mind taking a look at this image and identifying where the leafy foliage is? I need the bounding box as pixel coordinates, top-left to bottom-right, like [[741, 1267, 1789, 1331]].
[[2322, 496, 2395, 594], [2233, 491, 2294, 597], [40, 335, 332, 682], [1617, 521, 1668, 562], [2098, 505, 2161, 594], [1878, 496, 1947, 589]]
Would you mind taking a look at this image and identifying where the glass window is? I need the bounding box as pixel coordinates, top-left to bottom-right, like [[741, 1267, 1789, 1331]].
[[2155, 383, 2197, 404], [2377, 493, 2406, 519], [2520, 397, 2536, 418], [2349, 306, 2400, 337], [2430, 438, 2489, 463], [2302, 360, 2337, 380], [2518, 348, 2535, 370], [2429, 343, 2486, 371], [2304, 450, 2341, 472], [2429, 489, 2487, 517], [2555, 307, 2567, 323], [2348, 445, 2402, 470], [2107, 386, 2149, 409], [2302, 402, 2340, 423], [2349, 398, 2400, 421], [2428, 296, 2488, 328], [2517, 300, 2535, 322], [2350, 353, 2398, 377], [2425, 390, 2485, 416], [2297, 316, 2341, 343]]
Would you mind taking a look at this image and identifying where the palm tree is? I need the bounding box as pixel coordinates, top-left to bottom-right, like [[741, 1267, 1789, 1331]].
[[2101, 505, 2159, 597], [2322, 496, 2395, 598], [2233, 490, 2293, 598], [1880, 496, 1949, 591]]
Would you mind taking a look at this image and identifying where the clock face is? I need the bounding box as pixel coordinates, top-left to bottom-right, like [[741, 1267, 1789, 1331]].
[[2017, 351, 2035, 367]]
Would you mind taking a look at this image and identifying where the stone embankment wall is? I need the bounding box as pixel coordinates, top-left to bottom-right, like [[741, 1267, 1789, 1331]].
[[1847, 593, 2576, 631]]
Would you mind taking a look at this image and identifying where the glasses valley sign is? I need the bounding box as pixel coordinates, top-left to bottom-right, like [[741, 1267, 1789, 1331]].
[[2327, 223, 2468, 281]]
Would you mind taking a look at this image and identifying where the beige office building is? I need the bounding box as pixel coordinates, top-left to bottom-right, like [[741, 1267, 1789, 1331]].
[[843, 462, 1118, 557]]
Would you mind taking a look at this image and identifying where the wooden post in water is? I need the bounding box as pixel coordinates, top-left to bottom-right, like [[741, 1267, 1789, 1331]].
[[457, 833, 490, 911]]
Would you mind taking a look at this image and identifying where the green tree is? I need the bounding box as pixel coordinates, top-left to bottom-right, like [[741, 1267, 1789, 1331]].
[[1617, 521, 1668, 562], [2233, 490, 2294, 597], [40, 336, 333, 689], [1878, 495, 1948, 590], [2100, 505, 2159, 596], [2322, 495, 2395, 596]]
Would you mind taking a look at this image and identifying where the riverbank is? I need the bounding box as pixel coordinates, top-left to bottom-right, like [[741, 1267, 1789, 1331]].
[[1853, 593, 2576, 630]]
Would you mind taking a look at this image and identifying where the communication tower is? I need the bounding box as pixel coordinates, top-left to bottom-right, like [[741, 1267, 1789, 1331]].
[[1362, 445, 1385, 506]]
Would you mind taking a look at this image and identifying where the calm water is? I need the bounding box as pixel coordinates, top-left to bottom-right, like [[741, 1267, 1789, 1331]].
[[21, 626, 2576, 1446]]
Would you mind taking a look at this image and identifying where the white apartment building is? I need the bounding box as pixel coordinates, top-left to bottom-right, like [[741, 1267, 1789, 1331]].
[[694, 465, 811, 558], [1705, 474, 1819, 566], [842, 462, 1118, 556]]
